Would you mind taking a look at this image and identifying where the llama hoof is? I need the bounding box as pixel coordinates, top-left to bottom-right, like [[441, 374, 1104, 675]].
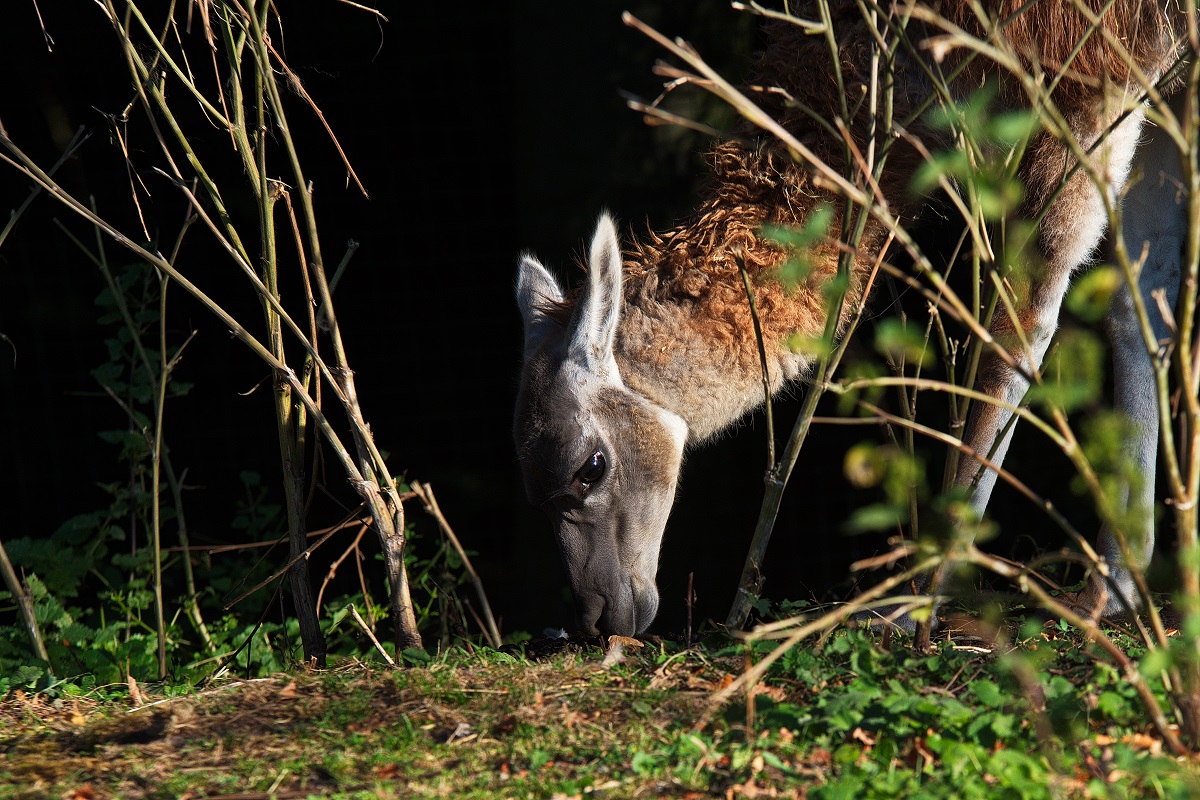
[[1061, 573, 1148, 624]]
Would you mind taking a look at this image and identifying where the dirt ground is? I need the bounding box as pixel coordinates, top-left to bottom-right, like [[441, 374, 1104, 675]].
[[0, 646, 731, 799]]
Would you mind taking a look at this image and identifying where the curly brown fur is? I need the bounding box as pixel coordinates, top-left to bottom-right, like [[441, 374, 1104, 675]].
[[613, 1, 1180, 386], [939, 0, 1178, 96]]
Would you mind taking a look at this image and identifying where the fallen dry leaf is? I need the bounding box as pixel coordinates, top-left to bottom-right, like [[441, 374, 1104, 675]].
[[127, 674, 144, 707], [607, 635, 644, 649], [752, 684, 786, 702], [727, 776, 777, 798], [851, 727, 876, 748], [910, 736, 935, 772], [1126, 733, 1162, 755], [561, 703, 582, 728]]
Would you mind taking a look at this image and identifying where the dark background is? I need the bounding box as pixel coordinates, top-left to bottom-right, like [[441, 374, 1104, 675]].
[[0, 2, 1081, 642]]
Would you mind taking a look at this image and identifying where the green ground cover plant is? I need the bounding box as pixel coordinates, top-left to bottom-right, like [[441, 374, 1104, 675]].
[[4, 622, 1200, 799]]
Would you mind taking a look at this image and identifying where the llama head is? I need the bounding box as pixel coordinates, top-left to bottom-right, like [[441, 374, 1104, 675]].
[[513, 213, 687, 636]]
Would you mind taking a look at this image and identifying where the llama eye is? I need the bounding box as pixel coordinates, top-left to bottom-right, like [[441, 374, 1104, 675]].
[[575, 450, 606, 487]]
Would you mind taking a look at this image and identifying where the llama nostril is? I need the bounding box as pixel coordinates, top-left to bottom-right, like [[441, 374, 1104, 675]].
[[576, 592, 605, 637]]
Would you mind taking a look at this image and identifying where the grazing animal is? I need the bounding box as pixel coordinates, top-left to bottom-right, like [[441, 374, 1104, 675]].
[[514, 1, 1187, 637]]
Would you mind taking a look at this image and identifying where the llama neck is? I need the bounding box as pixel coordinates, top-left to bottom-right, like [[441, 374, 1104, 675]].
[[608, 141, 887, 444], [613, 296, 810, 444]]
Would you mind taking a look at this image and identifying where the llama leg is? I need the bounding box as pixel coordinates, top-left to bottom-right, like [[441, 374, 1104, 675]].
[[943, 105, 1150, 608], [1089, 100, 1185, 615]]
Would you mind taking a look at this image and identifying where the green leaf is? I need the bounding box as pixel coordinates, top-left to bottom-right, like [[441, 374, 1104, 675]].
[[832, 743, 861, 766], [971, 679, 1004, 709], [528, 749, 551, 772], [761, 750, 790, 771], [786, 332, 830, 358], [988, 109, 1039, 145], [630, 750, 659, 776], [973, 173, 1024, 220], [874, 318, 933, 368], [912, 150, 969, 195], [1096, 690, 1130, 719], [1139, 647, 1172, 677], [1067, 265, 1122, 322], [989, 712, 1016, 738], [97, 430, 129, 445], [730, 747, 756, 772], [763, 204, 834, 292], [844, 504, 904, 534], [400, 647, 432, 665], [1027, 329, 1105, 413], [9, 664, 45, 688]]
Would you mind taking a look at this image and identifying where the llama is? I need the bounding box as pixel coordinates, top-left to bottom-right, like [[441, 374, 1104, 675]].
[[514, 1, 1187, 637]]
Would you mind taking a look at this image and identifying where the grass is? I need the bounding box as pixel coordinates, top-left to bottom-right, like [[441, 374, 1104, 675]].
[[4, 612, 1200, 799]]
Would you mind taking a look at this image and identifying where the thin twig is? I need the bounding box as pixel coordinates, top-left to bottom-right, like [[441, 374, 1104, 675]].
[[410, 482, 502, 648], [735, 249, 776, 470], [222, 510, 355, 611], [316, 522, 369, 613], [0, 538, 51, 670], [261, 37, 368, 197], [0, 126, 89, 250], [348, 604, 395, 666]]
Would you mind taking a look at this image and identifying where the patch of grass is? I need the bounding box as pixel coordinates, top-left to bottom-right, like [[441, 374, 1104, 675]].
[[2, 622, 1200, 798]]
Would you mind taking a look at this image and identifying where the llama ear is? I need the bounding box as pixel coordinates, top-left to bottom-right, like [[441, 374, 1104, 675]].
[[566, 212, 623, 372], [516, 253, 565, 355]]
